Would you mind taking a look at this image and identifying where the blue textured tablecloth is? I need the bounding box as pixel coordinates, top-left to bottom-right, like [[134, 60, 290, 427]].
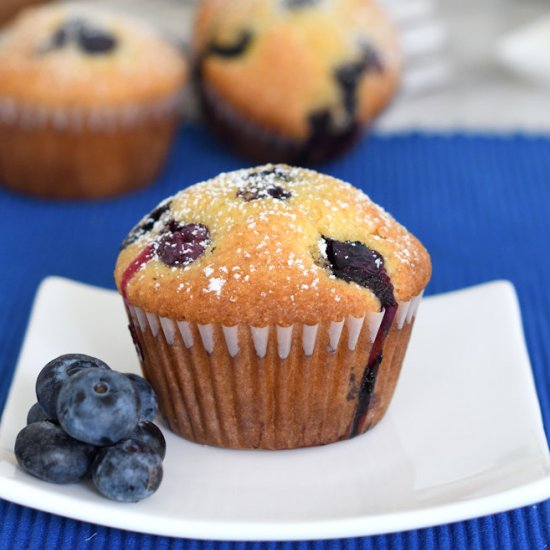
[[1, 127, 549, 549]]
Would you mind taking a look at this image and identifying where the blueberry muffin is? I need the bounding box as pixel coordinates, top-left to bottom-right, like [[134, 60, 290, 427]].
[[0, 5, 187, 199], [193, 0, 400, 164], [115, 165, 431, 450]]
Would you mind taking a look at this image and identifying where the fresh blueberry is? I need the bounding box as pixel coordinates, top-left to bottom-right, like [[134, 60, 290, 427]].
[[57, 369, 139, 446], [208, 30, 253, 58], [129, 421, 166, 459], [157, 222, 211, 267], [26, 402, 52, 425], [125, 374, 158, 422], [322, 238, 396, 309], [121, 199, 172, 249], [36, 354, 110, 419], [15, 421, 97, 484], [92, 438, 163, 502]]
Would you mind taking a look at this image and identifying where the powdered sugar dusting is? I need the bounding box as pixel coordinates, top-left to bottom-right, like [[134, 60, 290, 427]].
[[119, 164, 428, 318], [204, 277, 226, 296]]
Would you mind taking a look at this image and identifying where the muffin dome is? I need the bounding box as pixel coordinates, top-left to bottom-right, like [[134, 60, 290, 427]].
[[115, 165, 430, 326], [193, 0, 401, 163], [0, 4, 186, 110]]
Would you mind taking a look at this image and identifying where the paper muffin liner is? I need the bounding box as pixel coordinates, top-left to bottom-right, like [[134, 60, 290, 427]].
[[0, 91, 182, 132], [199, 79, 361, 165], [0, 92, 182, 198], [125, 293, 423, 450]]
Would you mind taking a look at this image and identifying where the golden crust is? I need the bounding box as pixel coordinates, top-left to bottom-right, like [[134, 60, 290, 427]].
[[193, 0, 400, 139], [114, 166, 431, 326], [0, 4, 187, 108]]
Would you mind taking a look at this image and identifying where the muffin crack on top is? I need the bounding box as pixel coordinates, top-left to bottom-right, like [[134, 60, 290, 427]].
[[115, 165, 431, 327]]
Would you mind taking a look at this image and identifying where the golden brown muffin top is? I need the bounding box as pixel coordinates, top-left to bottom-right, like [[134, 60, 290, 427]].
[[115, 165, 431, 326], [0, 4, 187, 108], [193, 0, 400, 140]]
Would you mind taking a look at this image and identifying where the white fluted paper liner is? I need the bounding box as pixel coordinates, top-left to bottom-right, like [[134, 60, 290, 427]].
[[126, 292, 424, 449], [128, 294, 422, 360], [0, 92, 182, 131]]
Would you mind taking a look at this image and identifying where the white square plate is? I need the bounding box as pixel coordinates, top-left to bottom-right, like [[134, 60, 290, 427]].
[[1, 277, 549, 541]]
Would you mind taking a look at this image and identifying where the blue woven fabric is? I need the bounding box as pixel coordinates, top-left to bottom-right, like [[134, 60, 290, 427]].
[[1, 127, 549, 549]]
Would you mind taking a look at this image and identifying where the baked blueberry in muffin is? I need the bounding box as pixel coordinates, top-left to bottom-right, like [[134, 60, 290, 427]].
[[40, 18, 118, 55], [115, 165, 430, 450], [193, 0, 400, 164]]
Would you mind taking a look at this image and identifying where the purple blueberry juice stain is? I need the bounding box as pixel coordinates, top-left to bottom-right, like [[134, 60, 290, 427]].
[[157, 222, 211, 267], [120, 245, 156, 298], [322, 238, 397, 437]]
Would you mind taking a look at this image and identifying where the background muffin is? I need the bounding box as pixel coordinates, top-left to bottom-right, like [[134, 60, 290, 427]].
[[193, 0, 401, 164], [0, 4, 187, 199], [115, 165, 431, 450]]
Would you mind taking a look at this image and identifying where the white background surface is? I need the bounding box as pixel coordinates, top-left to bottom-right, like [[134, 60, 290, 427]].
[[379, 0, 550, 132], [91, 0, 550, 133]]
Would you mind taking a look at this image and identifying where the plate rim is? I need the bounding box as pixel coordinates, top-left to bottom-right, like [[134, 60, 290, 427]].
[[1, 276, 549, 541], [0, 466, 550, 541]]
